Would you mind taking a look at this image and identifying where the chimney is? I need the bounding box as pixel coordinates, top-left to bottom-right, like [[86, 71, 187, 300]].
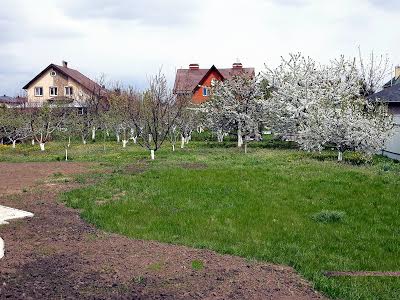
[[62, 60, 68, 68], [189, 63, 199, 70], [233, 62, 243, 69], [395, 66, 400, 79]]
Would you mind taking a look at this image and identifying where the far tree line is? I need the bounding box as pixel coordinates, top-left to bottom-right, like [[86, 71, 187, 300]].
[[0, 52, 394, 161]]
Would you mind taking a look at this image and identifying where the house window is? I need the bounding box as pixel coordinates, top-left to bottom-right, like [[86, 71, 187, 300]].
[[65, 86, 73, 96], [49, 87, 58, 97], [202, 87, 210, 97], [34, 87, 43, 96], [50, 71, 57, 77], [77, 107, 85, 115]]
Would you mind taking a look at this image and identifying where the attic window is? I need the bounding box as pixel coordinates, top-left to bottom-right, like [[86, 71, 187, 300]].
[[202, 87, 210, 97], [50, 71, 57, 77]]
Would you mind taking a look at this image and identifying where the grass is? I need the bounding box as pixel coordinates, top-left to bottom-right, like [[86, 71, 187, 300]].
[[312, 210, 346, 224], [191, 260, 204, 271], [1, 139, 400, 299]]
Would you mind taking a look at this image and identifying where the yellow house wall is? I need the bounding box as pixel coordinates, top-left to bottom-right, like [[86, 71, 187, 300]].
[[25, 67, 89, 103]]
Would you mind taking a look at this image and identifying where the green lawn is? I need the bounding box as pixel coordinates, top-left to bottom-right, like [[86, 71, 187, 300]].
[[1, 140, 400, 299]]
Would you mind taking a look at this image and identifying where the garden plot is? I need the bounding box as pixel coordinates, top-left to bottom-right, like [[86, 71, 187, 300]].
[[0, 205, 33, 258]]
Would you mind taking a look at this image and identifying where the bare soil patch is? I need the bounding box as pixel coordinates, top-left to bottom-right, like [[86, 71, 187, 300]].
[[0, 162, 91, 195], [0, 163, 326, 299]]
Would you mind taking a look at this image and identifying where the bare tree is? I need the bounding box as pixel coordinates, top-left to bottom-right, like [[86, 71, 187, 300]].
[[28, 103, 66, 151], [0, 106, 31, 148], [130, 71, 189, 159], [358, 47, 392, 97]]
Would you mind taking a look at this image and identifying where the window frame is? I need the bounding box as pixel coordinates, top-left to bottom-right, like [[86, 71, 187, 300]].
[[49, 86, 58, 97], [34, 87, 43, 97], [202, 87, 210, 97], [64, 86, 73, 96]]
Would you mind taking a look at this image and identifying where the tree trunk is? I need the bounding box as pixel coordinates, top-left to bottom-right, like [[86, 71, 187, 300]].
[[150, 149, 155, 160], [65, 148, 68, 161], [237, 131, 243, 148], [181, 135, 185, 149], [217, 130, 224, 143], [122, 140, 128, 148], [337, 151, 343, 162], [116, 133, 120, 143], [92, 127, 96, 141], [148, 134, 152, 143], [31, 139, 35, 146], [82, 136, 87, 145], [12, 140, 16, 149], [133, 136, 138, 144], [40, 143, 45, 151], [172, 144, 175, 151], [244, 141, 248, 154], [68, 136, 71, 148], [0, 237, 4, 259]]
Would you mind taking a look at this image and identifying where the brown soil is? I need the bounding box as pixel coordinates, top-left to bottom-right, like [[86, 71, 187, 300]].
[[0, 162, 327, 299]]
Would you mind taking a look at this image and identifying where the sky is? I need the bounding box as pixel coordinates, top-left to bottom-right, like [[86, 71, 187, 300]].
[[1, 0, 399, 96]]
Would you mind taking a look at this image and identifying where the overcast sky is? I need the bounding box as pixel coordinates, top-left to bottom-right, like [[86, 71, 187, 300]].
[[1, 0, 399, 95]]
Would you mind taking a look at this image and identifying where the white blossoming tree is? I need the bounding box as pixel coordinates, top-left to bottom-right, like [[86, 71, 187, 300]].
[[265, 53, 393, 161], [202, 74, 264, 152]]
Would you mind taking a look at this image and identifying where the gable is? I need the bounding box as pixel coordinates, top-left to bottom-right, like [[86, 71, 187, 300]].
[[174, 65, 256, 95], [23, 64, 103, 95]]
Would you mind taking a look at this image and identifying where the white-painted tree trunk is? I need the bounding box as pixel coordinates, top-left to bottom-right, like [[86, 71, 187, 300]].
[[150, 149, 155, 160], [39, 143, 45, 151], [68, 137, 71, 148], [217, 130, 224, 143], [92, 127, 96, 141], [0, 237, 4, 259], [185, 135, 190, 144], [237, 132, 243, 148], [244, 142, 248, 154], [116, 133, 120, 143], [31, 139, 35, 146], [12, 140, 16, 149], [338, 151, 343, 162], [133, 136, 138, 144], [172, 144, 175, 151], [122, 140, 128, 148], [82, 136, 87, 145], [181, 135, 185, 149], [65, 148, 68, 161]]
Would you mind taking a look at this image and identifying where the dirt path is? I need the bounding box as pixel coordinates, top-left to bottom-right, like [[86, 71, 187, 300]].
[[0, 162, 327, 299]]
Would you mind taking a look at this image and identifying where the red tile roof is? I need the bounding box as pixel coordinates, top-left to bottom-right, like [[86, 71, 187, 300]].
[[173, 65, 255, 94]]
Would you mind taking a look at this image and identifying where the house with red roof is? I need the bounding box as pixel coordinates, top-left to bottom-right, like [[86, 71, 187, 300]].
[[173, 63, 255, 104]]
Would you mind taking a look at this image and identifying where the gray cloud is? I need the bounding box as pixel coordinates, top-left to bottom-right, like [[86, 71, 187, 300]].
[[60, 0, 200, 26], [368, 0, 400, 11]]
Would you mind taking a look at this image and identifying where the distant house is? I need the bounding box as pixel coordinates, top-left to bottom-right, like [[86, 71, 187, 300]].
[[173, 63, 255, 104], [22, 61, 106, 109], [0, 95, 27, 108], [370, 66, 400, 160]]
